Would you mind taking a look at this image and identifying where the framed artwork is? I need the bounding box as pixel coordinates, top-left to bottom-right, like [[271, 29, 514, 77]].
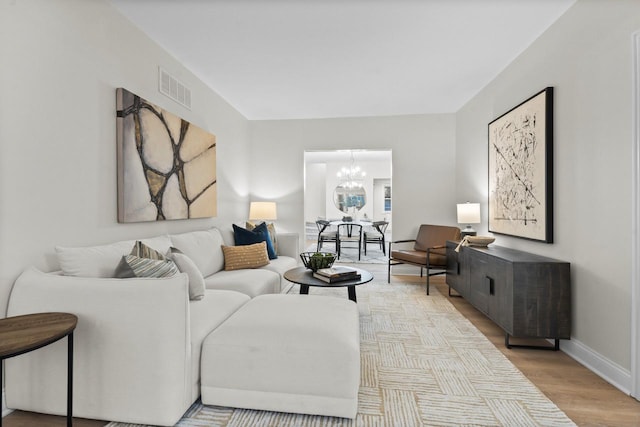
[[488, 87, 553, 243], [116, 88, 217, 223]]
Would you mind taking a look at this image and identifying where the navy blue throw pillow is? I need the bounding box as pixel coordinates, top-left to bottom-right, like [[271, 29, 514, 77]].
[[233, 223, 278, 260]]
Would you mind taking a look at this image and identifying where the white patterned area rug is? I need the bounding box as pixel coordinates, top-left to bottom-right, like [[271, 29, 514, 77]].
[[107, 278, 575, 427]]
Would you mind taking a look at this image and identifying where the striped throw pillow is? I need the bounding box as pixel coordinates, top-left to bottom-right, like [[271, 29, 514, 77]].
[[222, 242, 269, 271], [115, 254, 179, 278], [114, 241, 178, 278]]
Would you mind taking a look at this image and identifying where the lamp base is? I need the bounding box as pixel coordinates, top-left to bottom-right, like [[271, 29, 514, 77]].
[[461, 226, 477, 238]]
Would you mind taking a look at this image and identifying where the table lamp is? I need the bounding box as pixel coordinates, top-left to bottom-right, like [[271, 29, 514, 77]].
[[457, 202, 480, 237], [249, 202, 277, 221]]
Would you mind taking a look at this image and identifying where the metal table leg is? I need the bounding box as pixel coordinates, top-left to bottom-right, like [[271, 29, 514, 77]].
[[347, 286, 357, 302], [67, 332, 74, 427]]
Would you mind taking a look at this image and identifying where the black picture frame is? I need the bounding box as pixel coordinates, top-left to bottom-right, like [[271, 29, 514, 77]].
[[488, 87, 553, 243]]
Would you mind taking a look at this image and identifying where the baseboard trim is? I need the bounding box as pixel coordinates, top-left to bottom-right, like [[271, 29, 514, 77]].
[[560, 338, 632, 395]]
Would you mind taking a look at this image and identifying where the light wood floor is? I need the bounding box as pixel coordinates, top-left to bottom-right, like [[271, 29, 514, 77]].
[[4, 265, 640, 426], [413, 270, 640, 427]]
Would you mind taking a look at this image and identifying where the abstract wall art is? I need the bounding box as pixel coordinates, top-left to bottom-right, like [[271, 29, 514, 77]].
[[488, 87, 553, 243], [116, 88, 217, 223]]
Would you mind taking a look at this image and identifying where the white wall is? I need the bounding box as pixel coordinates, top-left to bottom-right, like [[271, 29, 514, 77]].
[[249, 114, 456, 248], [304, 162, 327, 222], [456, 0, 640, 375], [0, 0, 250, 315]]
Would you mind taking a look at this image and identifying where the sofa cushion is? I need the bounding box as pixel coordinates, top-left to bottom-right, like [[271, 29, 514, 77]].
[[233, 223, 277, 260], [166, 247, 206, 301], [56, 235, 172, 278], [259, 255, 298, 278], [204, 269, 280, 297], [189, 289, 250, 355], [222, 242, 269, 271], [188, 289, 250, 402], [170, 228, 225, 277]]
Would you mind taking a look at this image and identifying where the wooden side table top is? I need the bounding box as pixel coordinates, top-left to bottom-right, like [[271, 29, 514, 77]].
[[0, 312, 78, 359]]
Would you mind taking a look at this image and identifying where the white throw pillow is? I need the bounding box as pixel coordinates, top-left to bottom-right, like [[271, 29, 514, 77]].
[[166, 247, 206, 300], [56, 235, 172, 278], [169, 228, 225, 277]]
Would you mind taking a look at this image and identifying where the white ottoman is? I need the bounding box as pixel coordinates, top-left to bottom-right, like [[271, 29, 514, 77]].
[[200, 294, 360, 419]]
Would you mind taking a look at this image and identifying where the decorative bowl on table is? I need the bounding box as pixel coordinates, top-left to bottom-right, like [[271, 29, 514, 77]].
[[466, 236, 495, 247], [299, 252, 336, 272]]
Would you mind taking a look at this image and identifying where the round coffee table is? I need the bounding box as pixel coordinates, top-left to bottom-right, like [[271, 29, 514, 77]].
[[284, 266, 373, 302]]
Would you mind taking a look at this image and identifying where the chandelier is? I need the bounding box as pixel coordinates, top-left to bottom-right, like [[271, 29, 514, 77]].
[[336, 151, 366, 188]]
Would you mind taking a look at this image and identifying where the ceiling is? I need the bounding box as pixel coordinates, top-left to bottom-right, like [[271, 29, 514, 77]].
[[109, 0, 575, 121]]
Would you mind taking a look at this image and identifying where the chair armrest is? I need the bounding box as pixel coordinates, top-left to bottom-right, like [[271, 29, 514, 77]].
[[390, 239, 416, 245], [6, 267, 192, 425], [276, 232, 299, 259], [427, 245, 446, 250], [389, 239, 417, 256]]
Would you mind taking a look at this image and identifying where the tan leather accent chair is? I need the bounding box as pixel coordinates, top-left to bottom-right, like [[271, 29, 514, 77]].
[[388, 224, 461, 295]]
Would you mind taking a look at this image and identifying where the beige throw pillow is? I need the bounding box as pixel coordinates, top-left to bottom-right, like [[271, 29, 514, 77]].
[[130, 240, 165, 260], [222, 242, 269, 271]]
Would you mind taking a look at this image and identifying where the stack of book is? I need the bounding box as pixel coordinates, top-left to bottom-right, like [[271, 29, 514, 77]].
[[312, 266, 361, 283]]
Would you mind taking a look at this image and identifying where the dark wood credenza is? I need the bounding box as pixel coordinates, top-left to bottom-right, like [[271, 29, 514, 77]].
[[446, 241, 571, 350]]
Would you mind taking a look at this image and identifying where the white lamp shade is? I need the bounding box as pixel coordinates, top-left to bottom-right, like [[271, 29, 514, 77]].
[[457, 203, 480, 224], [249, 202, 277, 220]]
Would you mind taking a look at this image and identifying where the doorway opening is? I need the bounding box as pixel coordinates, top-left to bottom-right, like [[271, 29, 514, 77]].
[[303, 149, 392, 263]]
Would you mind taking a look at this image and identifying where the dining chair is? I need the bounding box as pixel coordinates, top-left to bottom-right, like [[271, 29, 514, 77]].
[[363, 221, 389, 256], [337, 223, 363, 260], [316, 220, 338, 252]]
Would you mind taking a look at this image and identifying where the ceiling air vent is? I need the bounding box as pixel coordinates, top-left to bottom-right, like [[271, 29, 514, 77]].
[[159, 67, 191, 110]]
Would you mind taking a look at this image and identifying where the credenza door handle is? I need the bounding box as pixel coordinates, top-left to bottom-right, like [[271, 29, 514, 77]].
[[485, 276, 494, 295]]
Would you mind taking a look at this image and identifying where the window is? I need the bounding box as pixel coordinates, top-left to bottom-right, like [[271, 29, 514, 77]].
[[384, 186, 391, 212]]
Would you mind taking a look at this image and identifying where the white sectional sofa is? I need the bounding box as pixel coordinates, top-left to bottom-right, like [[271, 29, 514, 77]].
[[5, 226, 309, 425], [52, 227, 300, 297]]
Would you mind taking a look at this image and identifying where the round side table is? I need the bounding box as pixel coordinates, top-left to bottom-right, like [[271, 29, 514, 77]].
[[0, 312, 78, 427]]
